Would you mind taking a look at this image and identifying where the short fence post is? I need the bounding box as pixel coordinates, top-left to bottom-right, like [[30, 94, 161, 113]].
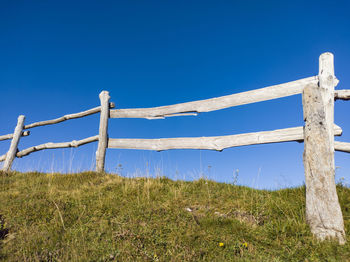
[[2, 115, 25, 171], [96, 91, 110, 172], [302, 52, 346, 244]]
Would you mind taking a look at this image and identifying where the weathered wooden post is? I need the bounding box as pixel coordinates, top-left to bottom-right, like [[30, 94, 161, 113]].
[[302, 52, 346, 244], [2, 115, 25, 171], [96, 91, 110, 172]]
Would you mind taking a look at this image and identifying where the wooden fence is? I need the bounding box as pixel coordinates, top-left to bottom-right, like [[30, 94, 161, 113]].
[[1, 52, 350, 243]]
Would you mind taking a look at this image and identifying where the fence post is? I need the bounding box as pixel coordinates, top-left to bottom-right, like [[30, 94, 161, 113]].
[[2, 115, 25, 171], [302, 52, 346, 244], [96, 91, 110, 172]]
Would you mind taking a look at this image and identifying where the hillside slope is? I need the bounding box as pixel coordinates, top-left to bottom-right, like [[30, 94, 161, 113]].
[[1, 171, 350, 261]]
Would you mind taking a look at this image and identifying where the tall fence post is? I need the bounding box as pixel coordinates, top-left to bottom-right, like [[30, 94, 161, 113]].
[[96, 91, 110, 172], [2, 115, 25, 171], [302, 52, 346, 244]]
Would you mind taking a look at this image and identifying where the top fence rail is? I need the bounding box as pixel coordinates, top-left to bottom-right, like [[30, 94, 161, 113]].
[[23, 102, 115, 130], [110, 76, 321, 119]]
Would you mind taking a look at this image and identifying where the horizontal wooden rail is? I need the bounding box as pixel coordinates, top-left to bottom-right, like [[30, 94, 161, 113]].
[[335, 90, 350, 101], [110, 76, 320, 119], [0, 135, 99, 161], [0, 131, 30, 141], [335, 141, 350, 153], [24, 103, 115, 129], [108, 124, 342, 151]]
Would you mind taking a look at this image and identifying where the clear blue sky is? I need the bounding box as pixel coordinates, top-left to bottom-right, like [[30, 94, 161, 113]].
[[1, 0, 349, 189]]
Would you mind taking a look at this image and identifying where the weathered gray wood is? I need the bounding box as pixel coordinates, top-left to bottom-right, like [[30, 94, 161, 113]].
[[334, 141, 350, 153], [2, 115, 25, 171], [146, 112, 198, 119], [0, 125, 343, 162], [335, 90, 350, 101], [96, 91, 110, 172], [0, 131, 30, 141], [320, 53, 336, 158], [108, 124, 342, 151], [6, 135, 98, 158], [110, 76, 320, 119], [24, 102, 115, 129], [302, 53, 346, 245]]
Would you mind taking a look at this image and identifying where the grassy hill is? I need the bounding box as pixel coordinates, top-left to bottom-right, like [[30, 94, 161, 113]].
[[1, 171, 350, 261]]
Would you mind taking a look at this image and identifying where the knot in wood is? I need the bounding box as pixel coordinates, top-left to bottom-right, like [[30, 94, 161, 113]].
[[71, 140, 78, 147]]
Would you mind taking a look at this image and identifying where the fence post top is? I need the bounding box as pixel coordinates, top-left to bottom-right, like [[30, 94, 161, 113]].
[[99, 90, 110, 99], [320, 52, 334, 58], [319, 52, 334, 76]]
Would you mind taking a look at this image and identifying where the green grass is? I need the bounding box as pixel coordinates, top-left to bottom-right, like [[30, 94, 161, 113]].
[[1, 171, 350, 261]]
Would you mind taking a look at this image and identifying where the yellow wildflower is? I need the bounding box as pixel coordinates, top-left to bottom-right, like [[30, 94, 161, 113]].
[[219, 242, 225, 247]]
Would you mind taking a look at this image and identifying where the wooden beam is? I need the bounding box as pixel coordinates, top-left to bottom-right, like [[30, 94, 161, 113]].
[[2, 115, 25, 171], [335, 90, 350, 101], [96, 91, 110, 172], [5, 135, 99, 159], [335, 141, 350, 153], [1, 133, 345, 162], [24, 102, 115, 129], [110, 76, 319, 119], [303, 53, 346, 244], [0, 131, 30, 141], [107, 124, 342, 151]]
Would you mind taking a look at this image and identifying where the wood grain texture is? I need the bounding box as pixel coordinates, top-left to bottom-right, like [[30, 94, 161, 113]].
[[24, 102, 115, 129], [334, 141, 350, 153], [319, 53, 336, 156], [2, 115, 25, 171], [110, 76, 319, 119], [108, 125, 342, 151], [335, 90, 350, 101], [0, 126, 343, 162], [303, 54, 346, 245], [8, 135, 99, 158], [0, 131, 30, 141], [96, 91, 110, 172]]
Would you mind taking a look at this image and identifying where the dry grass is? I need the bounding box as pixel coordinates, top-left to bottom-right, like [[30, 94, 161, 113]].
[[1, 171, 350, 261]]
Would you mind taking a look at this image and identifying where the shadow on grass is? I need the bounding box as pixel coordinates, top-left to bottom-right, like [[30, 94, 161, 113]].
[[0, 215, 9, 240]]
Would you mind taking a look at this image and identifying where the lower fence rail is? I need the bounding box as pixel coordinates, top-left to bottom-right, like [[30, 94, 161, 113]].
[[0, 135, 99, 161], [108, 125, 342, 151]]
